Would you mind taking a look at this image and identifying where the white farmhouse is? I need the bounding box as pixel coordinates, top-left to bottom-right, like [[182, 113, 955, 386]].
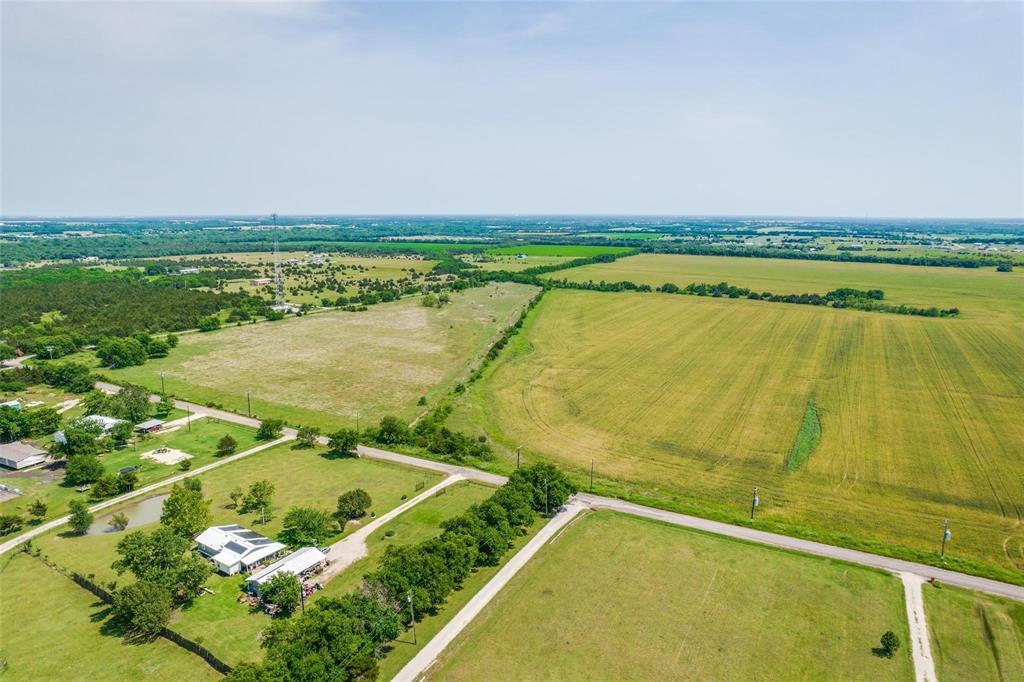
[[195, 524, 287, 575]]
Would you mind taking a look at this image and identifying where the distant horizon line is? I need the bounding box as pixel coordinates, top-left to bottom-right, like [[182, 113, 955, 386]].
[[2, 213, 1022, 223]]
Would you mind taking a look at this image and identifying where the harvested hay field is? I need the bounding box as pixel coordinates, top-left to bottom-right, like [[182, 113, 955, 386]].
[[112, 282, 538, 430], [450, 288, 1024, 580]]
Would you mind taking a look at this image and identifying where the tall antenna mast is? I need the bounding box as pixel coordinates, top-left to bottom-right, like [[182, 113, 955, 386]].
[[272, 213, 284, 306]]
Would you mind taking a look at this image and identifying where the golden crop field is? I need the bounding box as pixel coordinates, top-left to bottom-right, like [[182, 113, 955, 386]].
[[113, 282, 537, 430], [553, 253, 1024, 322], [450, 286, 1024, 580]]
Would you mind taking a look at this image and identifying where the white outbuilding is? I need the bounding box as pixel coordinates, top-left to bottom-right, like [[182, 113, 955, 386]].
[[246, 547, 327, 596]]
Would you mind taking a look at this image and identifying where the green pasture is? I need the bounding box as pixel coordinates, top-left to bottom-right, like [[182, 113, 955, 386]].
[[925, 583, 1024, 681], [0, 552, 219, 682], [431, 511, 913, 680]]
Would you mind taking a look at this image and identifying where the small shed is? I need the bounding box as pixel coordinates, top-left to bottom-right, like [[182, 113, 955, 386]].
[[135, 418, 164, 434], [0, 441, 48, 470]]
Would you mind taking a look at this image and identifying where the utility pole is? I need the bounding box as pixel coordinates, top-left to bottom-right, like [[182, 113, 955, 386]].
[[246, 391, 252, 418], [300, 582, 306, 613], [45, 345, 54, 360], [355, 411, 360, 434], [750, 487, 759, 521], [407, 590, 417, 644], [516, 445, 522, 470], [160, 372, 165, 394], [545, 479, 550, 516], [940, 519, 951, 561], [590, 459, 594, 492], [186, 403, 192, 433]]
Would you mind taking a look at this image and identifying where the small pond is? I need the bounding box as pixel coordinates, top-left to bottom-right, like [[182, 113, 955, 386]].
[[89, 493, 169, 534]]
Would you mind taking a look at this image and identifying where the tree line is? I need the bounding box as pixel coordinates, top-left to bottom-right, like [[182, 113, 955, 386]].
[[643, 242, 1013, 270]]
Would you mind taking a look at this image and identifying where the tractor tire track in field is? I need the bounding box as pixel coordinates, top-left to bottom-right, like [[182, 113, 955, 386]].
[[920, 324, 1011, 520]]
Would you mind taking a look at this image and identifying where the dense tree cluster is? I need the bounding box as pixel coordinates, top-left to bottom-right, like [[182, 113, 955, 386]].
[[369, 409, 492, 462], [226, 464, 575, 682], [0, 266, 256, 356], [0, 404, 60, 442], [111, 526, 213, 636]]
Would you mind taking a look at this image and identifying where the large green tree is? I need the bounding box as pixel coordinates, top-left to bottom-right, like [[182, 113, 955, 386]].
[[67, 499, 94, 534], [112, 527, 212, 604], [114, 580, 172, 640], [279, 507, 336, 547], [261, 572, 301, 615], [160, 482, 212, 538], [336, 489, 372, 522]]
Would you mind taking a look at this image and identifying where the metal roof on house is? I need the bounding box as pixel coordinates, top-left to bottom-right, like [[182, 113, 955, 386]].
[[135, 418, 164, 430], [0, 441, 47, 462], [248, 547, 327, 586]]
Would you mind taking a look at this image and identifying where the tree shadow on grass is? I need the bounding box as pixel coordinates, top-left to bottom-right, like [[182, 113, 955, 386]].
[[319, 450, 357, 461]]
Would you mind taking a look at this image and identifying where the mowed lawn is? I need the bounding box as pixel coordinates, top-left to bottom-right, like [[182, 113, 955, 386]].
[[111, 282, 537, 431], [430, 511, 913, 681], [554, 253, 1024, 322], [449, 288, 1024, 579], [24, 443, 443, 666], [0, 553, 219, 682], [925, 584, 1024, 681]]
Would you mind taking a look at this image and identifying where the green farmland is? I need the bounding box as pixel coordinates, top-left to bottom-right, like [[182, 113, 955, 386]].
[[110, 282, 537, 431], [551, 253, 1024, 322], [431, 511, 913, 680], [448, 287, 1024, 581], [925, 584, 1024, 681]]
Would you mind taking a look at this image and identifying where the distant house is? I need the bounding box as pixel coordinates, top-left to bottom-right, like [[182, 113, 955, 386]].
[[249, 277, 273, 286], [195, 524, 287, 575], [178, 267, 200, 275], [0, 441, 48, 470], [84, 414, 126, 433], [246, 547, 327, 596], [515, 253, 528, 259], [134, 418, 164, 434], [1, 400, 21, 411], [53, 414, 126, 445]]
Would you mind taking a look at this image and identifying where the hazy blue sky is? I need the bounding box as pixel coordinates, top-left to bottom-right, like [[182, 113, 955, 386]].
[[2, 1, 1021, 217]]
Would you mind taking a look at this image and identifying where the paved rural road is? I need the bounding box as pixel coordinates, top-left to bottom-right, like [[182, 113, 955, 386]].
[[393, 500, 588, 682], [14, 381, 1020, 605]]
